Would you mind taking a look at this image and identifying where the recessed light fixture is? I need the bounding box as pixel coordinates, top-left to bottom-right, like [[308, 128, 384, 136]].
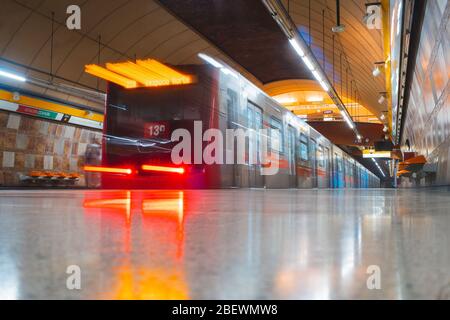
[[306, 96, 324, 102], [274, 96, 297, 104]]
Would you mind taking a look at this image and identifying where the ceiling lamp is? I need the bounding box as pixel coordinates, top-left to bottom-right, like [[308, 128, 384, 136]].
[[372, 61, 385, 77], [332, 0, 346, 33], [378, 92, 387, 104]]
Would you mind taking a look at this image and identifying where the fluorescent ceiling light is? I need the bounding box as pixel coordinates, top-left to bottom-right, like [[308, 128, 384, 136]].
[[306, 95, 324, 102], [0, 69, 26, 82], [302, 56, 315, 71], [198, 53, 223, 68], [319, 81, 329, 92], [312, 70, 322, 82], [274, 96, 297, 104], [371, 158, 386, 177], [341, 112, 354, 129], [289, 39, 305, 57]]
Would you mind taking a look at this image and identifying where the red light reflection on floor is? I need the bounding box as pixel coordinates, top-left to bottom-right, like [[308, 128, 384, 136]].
[[82, 190, 188, 299]]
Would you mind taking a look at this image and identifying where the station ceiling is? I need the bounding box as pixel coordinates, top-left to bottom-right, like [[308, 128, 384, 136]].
[[0, 0, 387, 118]]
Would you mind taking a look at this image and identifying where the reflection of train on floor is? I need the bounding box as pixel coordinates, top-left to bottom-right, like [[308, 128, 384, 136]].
[[94, 56, 379, 189]]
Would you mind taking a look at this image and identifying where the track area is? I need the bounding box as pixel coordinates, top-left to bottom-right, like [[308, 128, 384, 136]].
[[0, 188, 449, 299]]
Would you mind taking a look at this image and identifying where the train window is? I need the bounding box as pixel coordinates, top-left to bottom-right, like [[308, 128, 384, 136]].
[[299, 134, 308, 161], [226, 89, 238, 123], [317, 145, 325, 168], [247, 102, 263, 164], [270, 117, 284, 154]]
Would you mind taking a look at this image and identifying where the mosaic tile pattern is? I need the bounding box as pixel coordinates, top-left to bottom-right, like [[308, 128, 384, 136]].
[[0, 111, 102, 186]]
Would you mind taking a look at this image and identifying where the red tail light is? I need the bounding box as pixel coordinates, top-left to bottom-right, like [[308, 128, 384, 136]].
[[84, 165, 133, 175], [141, 164, 185, 174]]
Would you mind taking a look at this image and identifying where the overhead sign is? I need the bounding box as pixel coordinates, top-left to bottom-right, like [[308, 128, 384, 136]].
[[17, 105, 58, 120], [362, 150, 392, 158], [0, 99, 103, 130]]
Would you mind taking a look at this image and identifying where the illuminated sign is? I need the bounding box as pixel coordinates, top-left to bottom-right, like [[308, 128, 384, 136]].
[[0, 99, 102, 130]]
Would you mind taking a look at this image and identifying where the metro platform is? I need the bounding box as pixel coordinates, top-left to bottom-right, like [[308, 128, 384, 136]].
[[0, 188, 449, 300]]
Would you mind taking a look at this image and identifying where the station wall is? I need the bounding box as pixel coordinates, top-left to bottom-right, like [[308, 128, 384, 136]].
[[0, 110, 102, 186], [401, 0, 449, 186]]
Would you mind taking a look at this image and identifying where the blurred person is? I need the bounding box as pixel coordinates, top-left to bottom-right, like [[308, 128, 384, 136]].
[[85, 136, 102, 188]]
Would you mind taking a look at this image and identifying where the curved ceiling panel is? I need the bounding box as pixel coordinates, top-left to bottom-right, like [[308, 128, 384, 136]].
[[0, 0, 388, 119], [0, 0, 235, 110]]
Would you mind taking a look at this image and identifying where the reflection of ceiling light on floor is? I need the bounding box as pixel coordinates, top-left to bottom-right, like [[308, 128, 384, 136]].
[[306, 95, 324, 102]]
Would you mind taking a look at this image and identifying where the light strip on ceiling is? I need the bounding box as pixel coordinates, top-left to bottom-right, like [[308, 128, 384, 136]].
[[262, 0, 360, 136], [371, 158, 386, 177], [0, 69, 27, 82], [85, 64, 137, 89]]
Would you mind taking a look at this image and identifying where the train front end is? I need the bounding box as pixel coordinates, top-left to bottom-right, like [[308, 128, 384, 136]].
[[95, 65, 219, 189]]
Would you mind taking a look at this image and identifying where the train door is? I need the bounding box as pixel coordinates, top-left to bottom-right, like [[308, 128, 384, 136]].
[[288, 125, 297, 188], [324, 147, 331, 188], [317, 145, 325, 187], [333, 153, 344, 188], [247, 102, 264, 188], [226, 89, 240, 187], [310, 139, 318, 188]]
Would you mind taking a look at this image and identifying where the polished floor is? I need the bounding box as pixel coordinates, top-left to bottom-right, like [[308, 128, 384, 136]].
[[0, 188, 449, 299]]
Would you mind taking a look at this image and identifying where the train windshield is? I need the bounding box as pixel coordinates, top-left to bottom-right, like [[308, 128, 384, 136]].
[[106, 85, 200, 140]]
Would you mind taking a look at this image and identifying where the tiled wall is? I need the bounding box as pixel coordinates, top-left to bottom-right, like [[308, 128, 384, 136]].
[[0, 110, 102, 186], [401, 0, 449, 186]]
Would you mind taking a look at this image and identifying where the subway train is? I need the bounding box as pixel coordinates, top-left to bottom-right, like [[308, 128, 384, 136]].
[[94, 56, 379, 189]]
